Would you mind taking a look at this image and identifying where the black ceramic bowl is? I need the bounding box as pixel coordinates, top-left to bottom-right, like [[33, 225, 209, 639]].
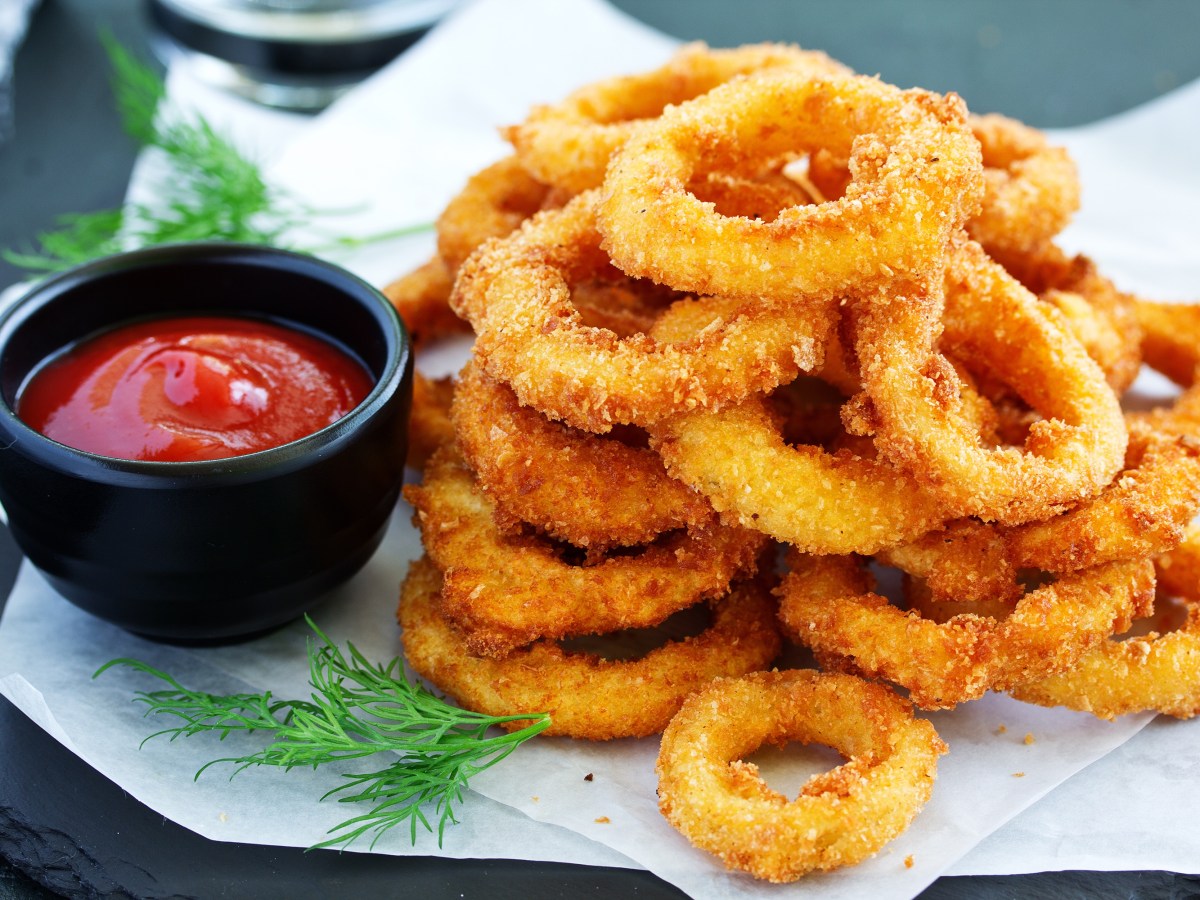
[[0, 244, 412, 642]]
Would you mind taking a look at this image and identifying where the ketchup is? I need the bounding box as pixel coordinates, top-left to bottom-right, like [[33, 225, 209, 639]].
[[17, 316, 373, 462]]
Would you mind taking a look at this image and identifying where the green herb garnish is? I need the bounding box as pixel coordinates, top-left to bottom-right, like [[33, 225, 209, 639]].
[[95, 618, 550, 849], [4, 36, 428, 274]]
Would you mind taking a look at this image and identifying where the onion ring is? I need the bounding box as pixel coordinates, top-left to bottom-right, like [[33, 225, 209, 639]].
[[848, 239, 1127, 525], [880, 420, 1200, 602], [655, 669, 946, 881], [807, 116, 1081, 259], [381, 256, 470, 347], [965, 113, 1081, 253], [504, 42, 850, 195], [436, 154, 559, 275], [598, 69, 983, 300], [649, 390, 956, 555], [1131, 300, 1200, 436], [451, 356, 714, 551], [1010, 525, 1200, 719], [404, 447, 765, 657], [987, 241, 1142, 394], [1136, 299, 1200, 390], [405, 370, 457, 470], [776, 552, 1154, 708], [452, 190, 835, 432], [398, 556, 781, 740]]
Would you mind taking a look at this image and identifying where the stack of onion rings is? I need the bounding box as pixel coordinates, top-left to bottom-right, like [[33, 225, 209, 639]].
[[380, 41, 1200, 881], [777, 552, 1155, 709], [452, 357, 714, 551], [399, 556, 781, 740], [404, 447, 764, 657], [1003, 522, 1200, 719]]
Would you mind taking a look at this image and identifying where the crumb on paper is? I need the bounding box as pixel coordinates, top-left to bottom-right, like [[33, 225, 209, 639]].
[[995, 724, 1008, 735], [531, 796, 539, 803], [584, 772, 594, 782], [904, 854, 914, 869], [1013, 772, 1026, 778], [218, 812, 228, 823], [1024, 732, 1036, 745], [594, 816, 611, 824]]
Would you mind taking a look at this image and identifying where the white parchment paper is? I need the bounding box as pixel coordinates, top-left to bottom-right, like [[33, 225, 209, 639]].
[[2, 0, 1200, 896]]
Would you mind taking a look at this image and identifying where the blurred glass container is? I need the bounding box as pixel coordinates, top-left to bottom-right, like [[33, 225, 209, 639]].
[[148, 0, 461, 110]]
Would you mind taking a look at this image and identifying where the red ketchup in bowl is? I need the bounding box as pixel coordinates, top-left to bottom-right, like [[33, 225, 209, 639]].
[[17, 316, 373, 461]]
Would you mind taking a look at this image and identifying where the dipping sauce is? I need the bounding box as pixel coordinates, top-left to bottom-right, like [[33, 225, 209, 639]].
[[17, 316, 373, 461]]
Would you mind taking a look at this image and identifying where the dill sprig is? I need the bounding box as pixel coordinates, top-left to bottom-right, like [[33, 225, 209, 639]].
[[4, 36, 428, 274], [94, 618, 550, 849]]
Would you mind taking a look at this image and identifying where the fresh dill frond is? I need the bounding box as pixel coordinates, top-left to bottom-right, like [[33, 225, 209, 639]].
[[94, 618, 549, 850], [4, 37, 429, 274], [103, 30, 165, 145]]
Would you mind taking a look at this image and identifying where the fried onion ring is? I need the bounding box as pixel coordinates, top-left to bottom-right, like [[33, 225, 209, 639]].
[[655, 669, 946, 882], [649, 390, 955, 555], [504, 42, 850, 195], [1131, 300, 1200, 436], [990, 241, 1142, 393], [965, 113, 1081, 253], [404, 447, 765, 657], [848, 239, 1127, 525], [381, 256, 470, 347], [776, 552, 1154, 708], [405, 371, 457, 470], [452, 191, 835, 432], [880, 420, 1200, 602], [398, 556, 781, 740], [1010, 525, 1200, 719], [807, 117, 1082, 259], [599, 70, 983, 299], [436, 154, 558, 275], [451, 357, 714, 550]]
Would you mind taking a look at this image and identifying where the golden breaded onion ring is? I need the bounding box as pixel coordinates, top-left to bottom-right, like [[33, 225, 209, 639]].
[[966, 113, 1081, 254], [436, 154, 559, 276], [656, 669, 946, 882], [398, 557, 781, 740], [849, 239, 1127, 526], [381, 256, 470, 348], [451, 357, 713, 551], [1130, 300, 1200, 437], [649, 390, 956, 556], [1010, 524, 1200, 719], [807, 117, 1082, 261], [504, 42, 850, 195], [993, 242, 1142, 394], [880, 420, 1200, 603], [452, 191, 836, 432], [405, 371, 456, 471], [599, 70, 984, 300], [776, 552, 1154, 709], [404, 448, 765, 657]]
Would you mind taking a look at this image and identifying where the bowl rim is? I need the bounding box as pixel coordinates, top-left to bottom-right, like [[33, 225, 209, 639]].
[[0, 241, 411, 482]]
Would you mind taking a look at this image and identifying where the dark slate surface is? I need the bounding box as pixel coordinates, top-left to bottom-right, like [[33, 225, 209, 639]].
[[3, 1, 1200, 898]]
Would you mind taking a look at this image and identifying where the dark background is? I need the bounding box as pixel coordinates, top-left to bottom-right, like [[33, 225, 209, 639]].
[[3, 1, 1200, 897]]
